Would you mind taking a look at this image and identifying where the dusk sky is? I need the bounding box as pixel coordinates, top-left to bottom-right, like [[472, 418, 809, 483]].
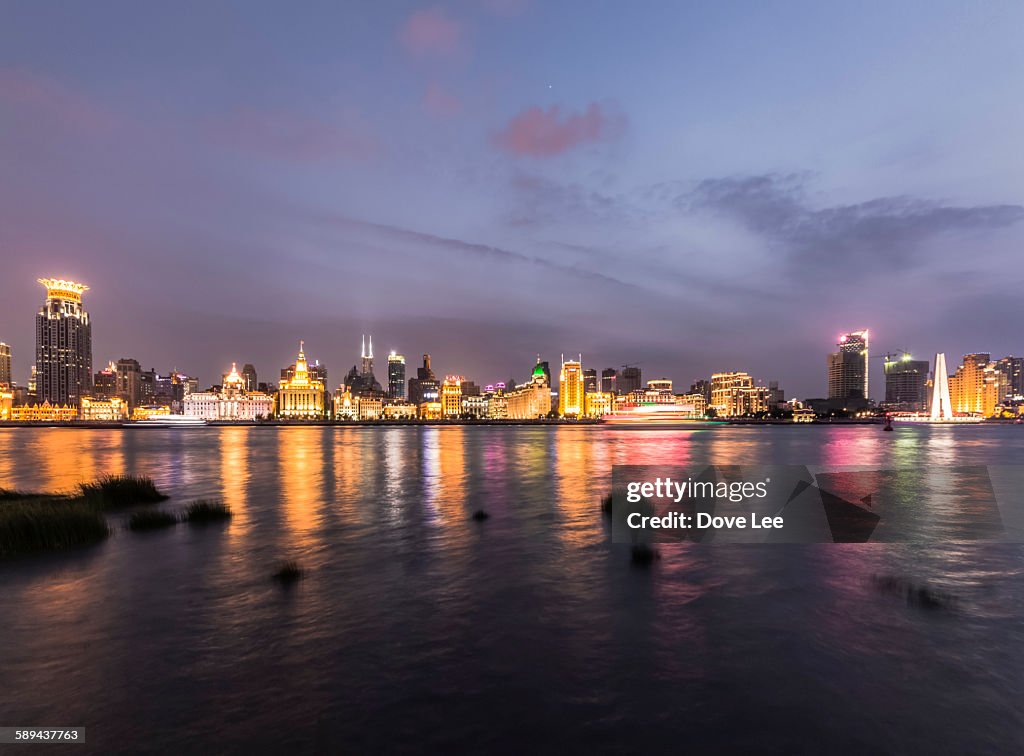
[[2, 1, 1022, 397]]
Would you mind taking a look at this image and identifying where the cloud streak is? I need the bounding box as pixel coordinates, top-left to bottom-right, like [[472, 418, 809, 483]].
[[399, 8, 464, 58], [493, 103, 624, 157]]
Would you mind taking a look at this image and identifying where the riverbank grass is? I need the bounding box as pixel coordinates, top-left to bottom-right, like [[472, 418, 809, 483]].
[[127, 509, 179, 532], [0, 498, 111, 558], [182, 499, 232, 524], [79, 475, 169, 509]]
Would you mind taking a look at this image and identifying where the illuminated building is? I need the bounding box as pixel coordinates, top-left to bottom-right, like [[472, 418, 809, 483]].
[[0, 342, 10, 386], [506, 360, 552, 419], [388, 352, 406, 400], [116, 358, 143, 410], [600, 367, 617, 394], [276, 341, 326, 418], [93, 363, 117, 398], [0, 386, 12, 420], [344, 336, 383, 397], [79, 396, 128, 421], [948, 353, 998, 417], [441, 376, 463, 418], [486, 384, 508, 419], [619, 365, 642, 394], [583, 391, 614, 417], [930, 353, 953, 420], [680, 392, 708, 416], [35, 278, 92, 406], [559, 355, 584, 417], [131, 405, 171, 421], [583, 368, 598, 393], [995, 356, 1024, 399], [883, 352, 929, 411], [10, 401, 78, 422], [333, 387, 356, 419], [382, 401, 417, 420], [418, 401, 442, 420], [184, 363, 274, 421], [710, 372, 771, 417], [408, 354, 439, 406], [356, 395, 383, 421], [647, 378, 672, 393], [828, 330, 869, 401], [462, 394, 488, 419]]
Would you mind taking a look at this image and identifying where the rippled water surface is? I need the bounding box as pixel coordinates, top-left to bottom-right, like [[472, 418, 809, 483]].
[[1, 425, 1022, 754]]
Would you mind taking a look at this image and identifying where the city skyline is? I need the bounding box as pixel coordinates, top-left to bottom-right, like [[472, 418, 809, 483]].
[[4, 276, 1024, 411], [2, 3, 1023, 397]]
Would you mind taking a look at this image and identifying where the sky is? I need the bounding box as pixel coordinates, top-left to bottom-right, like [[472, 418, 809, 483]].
[[1, 0, 1022, 398]]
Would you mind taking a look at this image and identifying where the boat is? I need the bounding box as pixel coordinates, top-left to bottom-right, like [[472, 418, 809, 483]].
[[128, 415, 207, 428]]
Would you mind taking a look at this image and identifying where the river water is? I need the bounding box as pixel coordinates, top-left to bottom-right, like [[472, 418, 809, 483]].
[[0, 425, 1022, 754]]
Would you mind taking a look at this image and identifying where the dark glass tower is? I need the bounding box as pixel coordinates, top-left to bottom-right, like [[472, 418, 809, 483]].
[[35, 278, 93, 407]]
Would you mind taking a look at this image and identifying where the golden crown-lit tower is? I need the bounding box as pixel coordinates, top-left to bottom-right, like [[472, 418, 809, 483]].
[[276, 341, 326, 418], [36, 277, 92, 406]]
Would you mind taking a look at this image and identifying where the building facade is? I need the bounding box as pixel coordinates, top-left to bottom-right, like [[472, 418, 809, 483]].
[[883, 353, 929, 411], [506, 361, 552, 419], [710, 372, 771, 417], [388, 352, 406, 400], [79, 396, 128, 421], [184, 363, 274, 421], [441, 376, 463, 418], [276, 342, 326, 418], [559, 356, 584, 417], [0, 342, 10, 386], [35, 278, 92, 406], [828, 330, 869, 401]]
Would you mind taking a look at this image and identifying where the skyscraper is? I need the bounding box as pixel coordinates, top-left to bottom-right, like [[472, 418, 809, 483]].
[[0, 342, 10, 386], [619, 366, 642, 394], [559, 355, 584, 417], [827, 330, 869, 400], [388, 352, 406, 400], [883, 353, 929, 411], [930, 353, 953, 420], [582, 368, 598, 393], [361, 334, 374, 377], [600, 367, 617, 394], [35, 278, 93, 406], [408, 354, 439, 405], [241, 364, 258, 392]]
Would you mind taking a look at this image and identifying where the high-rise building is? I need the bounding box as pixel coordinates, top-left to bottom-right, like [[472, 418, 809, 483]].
[[241, 364, 258, 392], [948, 353, 997, 416], [994, 356, 1023, 400], [506, 360, 552, 419], [828, 330, 869, 400], [710, 372, 771, 417], [559, 355, 584, 417], [883, 353, 930, 412], [583, 368, 598, 393], [276, 341, 326, 418], [690, 379, 712, 404], [0, 342, 10, 386], [930, 353, 953, 420], [600, 367, 617, 394], [387, 352, 406, 400], [441, 376, 463, 418], [361, 334, 374, 377], [35, 278, 93, 406], [619, 366, 642, 394], [408, 354, 439, 406], [93, 362, 118, 398], [115, 358, 143, 410]]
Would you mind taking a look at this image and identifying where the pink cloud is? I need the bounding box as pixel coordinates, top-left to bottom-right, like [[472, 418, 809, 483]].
[[424, 81, 462, 116], [0, 67, 115, 132], [399, 8, 463, 58], [208, 108, 378, 162], [493, 103, 623, 157]]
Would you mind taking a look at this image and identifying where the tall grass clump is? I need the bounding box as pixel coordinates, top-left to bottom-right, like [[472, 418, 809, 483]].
[[79, 474, 168, 509], [271, 560, 304, 584], [0, 498, 110, 558], [182, 499, 232, 524], [127, 509, 178, 532]]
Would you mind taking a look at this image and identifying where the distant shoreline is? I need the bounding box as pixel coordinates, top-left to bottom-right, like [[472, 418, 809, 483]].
[[0, 417, 953, 429]]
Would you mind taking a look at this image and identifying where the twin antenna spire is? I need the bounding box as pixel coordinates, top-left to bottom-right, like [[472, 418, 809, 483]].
[[361, 334, 373, 360]]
